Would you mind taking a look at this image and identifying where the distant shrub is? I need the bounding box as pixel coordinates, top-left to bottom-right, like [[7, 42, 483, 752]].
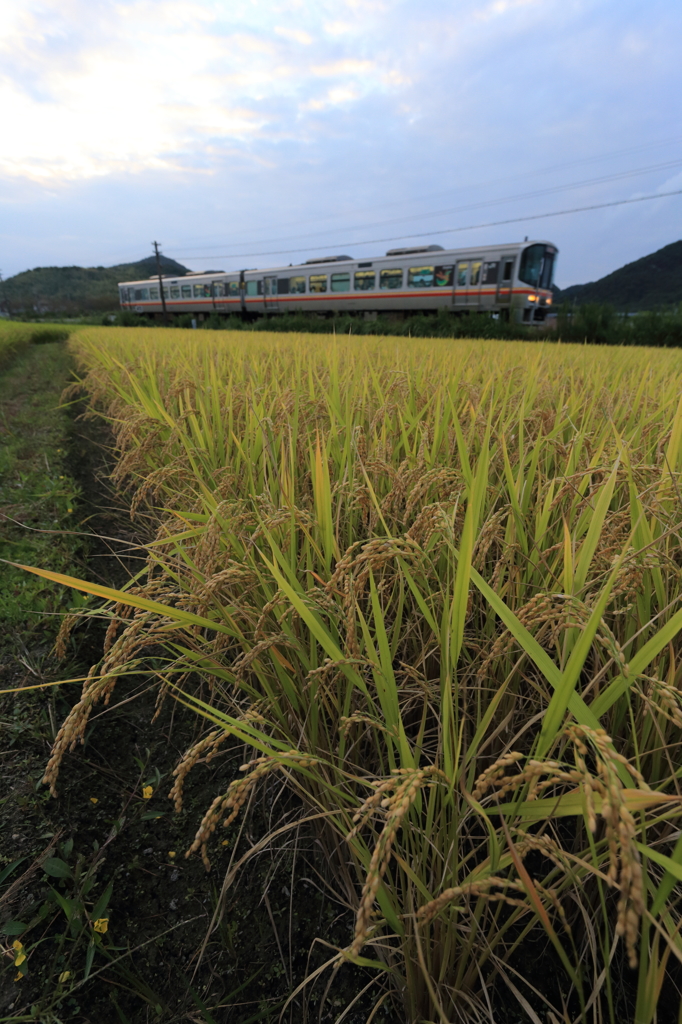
[[29, 326, 71, 344], [556, 303, 682, 347], [630, 308, 682, 348], [117, 310, 149, 327]]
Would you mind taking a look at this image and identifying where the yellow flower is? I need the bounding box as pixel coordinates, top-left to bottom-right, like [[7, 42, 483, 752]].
[[59, 970, 71, 983], [90, 797, 98, 804], [12, 940, 23, 951], [14, 952, 26, 966], [67, 507, 73, 513], [142, 785, 153, 800], [14, 971, 23, 981], [93, 918, 109, 934], [168, 851, 176, 858], [221, 840, 229, 846]]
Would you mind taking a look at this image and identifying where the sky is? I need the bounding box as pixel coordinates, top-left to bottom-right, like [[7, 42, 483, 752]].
[[1, 0, 681, 288]]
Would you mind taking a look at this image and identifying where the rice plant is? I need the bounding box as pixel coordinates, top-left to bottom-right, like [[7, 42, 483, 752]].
[[23, 327, 682, 1022], [0, 320, 39, 368], [0, 320, 74, 371]]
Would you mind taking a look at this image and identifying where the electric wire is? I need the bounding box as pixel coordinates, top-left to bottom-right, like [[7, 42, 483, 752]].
[[171, 157, 682, 256], [171, 134, 682, 250], [169, 188, 682, 263]]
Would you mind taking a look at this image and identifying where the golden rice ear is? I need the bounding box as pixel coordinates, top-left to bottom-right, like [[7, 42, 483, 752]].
[[185, 752, 319, 871], [54, 612, 78, 661]]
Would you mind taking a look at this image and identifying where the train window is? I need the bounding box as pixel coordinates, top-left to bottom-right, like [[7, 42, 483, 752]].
[[408, 266, 434, 287], [213, 282, 225, 297], [228, 281, 240, 296], [502, 259, 513, 282], [470, 262, 482, 286], [170, 286, 180, 299], [434, 266, 454, 287], [162, 287, 169, 299], [354, 270, 375, 291], [193, 284, 203, 298], [181, 284, 192, 299], [133, 288, 149, 301], [245, 281, 258, 296], [456, 263, 468, 287], [309, 274, 327, 293], [380, 268, 403, 290], [278, 278, 290, 295], [331, 273, 350, 292], [289, 276, 306, 294], [540, 251, 555, 289], [481, 262, 499, 285], [519, 244, 544, 287], [149, 286, 160, 300]]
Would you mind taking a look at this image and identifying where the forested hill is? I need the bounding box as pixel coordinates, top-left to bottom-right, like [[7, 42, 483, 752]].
[[555, 240, 682, 311], [0, 256, 190, 314]]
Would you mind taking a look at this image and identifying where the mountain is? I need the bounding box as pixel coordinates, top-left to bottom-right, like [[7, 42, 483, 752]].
[[554, 240, 682, 311], [0, 256, 190, 315]]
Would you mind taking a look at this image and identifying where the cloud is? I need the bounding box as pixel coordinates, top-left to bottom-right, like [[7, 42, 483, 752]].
[[274, 26, 313, 45], [0, 0, 681, 288], [0, 0, 415, 182]]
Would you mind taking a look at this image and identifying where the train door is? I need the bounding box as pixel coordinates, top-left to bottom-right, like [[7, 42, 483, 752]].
[[496, 255, 515, 309], [263, 276, 279, 312], [467, 260, 482, 306], [213, 281, 228, 312], [453, 261, 469, 308], [239, 271, 247, 315]]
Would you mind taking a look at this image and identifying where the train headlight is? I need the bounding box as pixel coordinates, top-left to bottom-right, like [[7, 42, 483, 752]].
[[546, 297, 552, 305], [527, 295, 537, 303]]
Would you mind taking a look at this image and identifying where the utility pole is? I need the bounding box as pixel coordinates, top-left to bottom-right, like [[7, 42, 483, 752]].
[[153, 241, 168, 326]]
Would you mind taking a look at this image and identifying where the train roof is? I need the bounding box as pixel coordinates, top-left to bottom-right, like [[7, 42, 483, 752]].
[[117, 240, 557, 287]]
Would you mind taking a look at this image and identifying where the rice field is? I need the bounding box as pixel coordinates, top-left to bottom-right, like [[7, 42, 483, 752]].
[[0, 321, 41, 369], [31, 326, 682, 1022], [0, 321, 74, 371]]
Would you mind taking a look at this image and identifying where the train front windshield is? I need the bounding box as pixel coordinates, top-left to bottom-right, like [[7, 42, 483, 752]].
[[519, 244, 555, 290]]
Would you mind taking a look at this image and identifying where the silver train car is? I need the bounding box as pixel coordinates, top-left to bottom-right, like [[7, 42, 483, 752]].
[[118, 240, 557, 324]]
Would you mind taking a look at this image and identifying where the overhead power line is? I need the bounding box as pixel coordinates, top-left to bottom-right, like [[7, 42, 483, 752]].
[[171, 188, 682, 263], [170, 157, 682, 255], [172, 135, 682, 251]]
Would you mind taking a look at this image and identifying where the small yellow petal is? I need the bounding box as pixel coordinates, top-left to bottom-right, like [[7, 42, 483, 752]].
[[93, 918, 109, 934], [15, 953, 26, 966], [59, 970, 71, 983], [15, 971, 23, 981], [168, 851, 176, 858], [90, 797, 98, 804], [12, 940, 23, 951], [221, 840, 229, 846], [142, 785, 153, 800]]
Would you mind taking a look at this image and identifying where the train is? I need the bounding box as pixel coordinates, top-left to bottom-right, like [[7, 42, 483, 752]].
[[118, 239, 557, 324]]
